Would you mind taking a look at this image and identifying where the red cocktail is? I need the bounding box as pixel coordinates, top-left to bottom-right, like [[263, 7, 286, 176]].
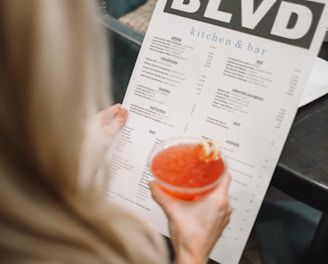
[[149, 137, 227, 200]]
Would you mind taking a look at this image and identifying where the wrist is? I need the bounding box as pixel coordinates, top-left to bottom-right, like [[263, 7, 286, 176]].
[[173, 249, 208, 264]]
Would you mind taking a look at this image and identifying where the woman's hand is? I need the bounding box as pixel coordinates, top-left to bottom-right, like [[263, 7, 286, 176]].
[[97, 104, 128, 136], [149, 173, 232, 264]]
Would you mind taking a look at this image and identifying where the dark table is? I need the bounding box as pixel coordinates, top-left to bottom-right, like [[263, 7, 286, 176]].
[[272, 93, 328, 212], [271, 42, 328, 263]]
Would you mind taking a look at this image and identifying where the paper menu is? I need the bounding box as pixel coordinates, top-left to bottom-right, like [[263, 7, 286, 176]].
[[104, 1, 328, 263], [299, 57, 328, 107]]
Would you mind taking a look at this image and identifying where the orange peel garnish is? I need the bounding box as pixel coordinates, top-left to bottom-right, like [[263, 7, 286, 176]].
[[197, 140, 221, 161]]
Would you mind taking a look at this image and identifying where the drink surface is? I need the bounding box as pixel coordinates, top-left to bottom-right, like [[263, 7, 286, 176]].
[[151, 143, 225, 189]]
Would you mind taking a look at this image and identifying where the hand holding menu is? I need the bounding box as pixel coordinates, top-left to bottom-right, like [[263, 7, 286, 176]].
[[104, 1, 328, 263]]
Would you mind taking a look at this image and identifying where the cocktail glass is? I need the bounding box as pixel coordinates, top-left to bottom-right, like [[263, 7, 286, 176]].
[[148, 137, 227, 201]]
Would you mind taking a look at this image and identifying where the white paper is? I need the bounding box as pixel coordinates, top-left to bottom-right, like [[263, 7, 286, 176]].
[[104, 1, 328, 263], [299, 57, 328, 107]]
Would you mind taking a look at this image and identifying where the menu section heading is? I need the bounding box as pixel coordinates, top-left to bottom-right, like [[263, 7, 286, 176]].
[[164, 0, 325, 48]]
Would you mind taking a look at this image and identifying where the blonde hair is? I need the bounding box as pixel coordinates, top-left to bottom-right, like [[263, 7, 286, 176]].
[[0, 0, 169, 263]]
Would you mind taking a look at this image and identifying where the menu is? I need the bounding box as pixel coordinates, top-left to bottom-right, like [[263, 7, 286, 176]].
[[103, 1, 328, 263]]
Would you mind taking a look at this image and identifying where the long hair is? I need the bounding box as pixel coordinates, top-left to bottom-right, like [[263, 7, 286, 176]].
[[0, 0, 169, 263]]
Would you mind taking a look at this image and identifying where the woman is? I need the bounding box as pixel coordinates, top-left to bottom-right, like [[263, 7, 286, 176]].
[[0, 1, 232, 263]]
